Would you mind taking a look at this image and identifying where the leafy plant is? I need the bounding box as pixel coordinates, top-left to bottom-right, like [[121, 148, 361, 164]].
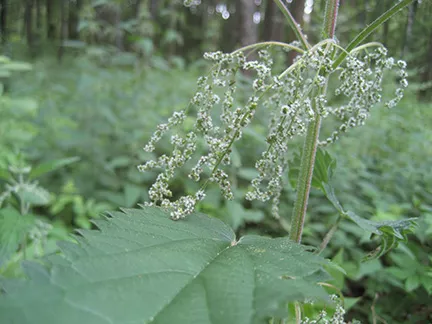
[[0, 0, 423, 323], [0, 156, 79, 271], [0, 207, 330, 324]]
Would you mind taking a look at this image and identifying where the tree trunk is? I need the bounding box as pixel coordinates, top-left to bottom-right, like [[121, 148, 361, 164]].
[[46, 0, 55, 39], [135, 0, 142, 18], [57, 0, 67, 62], [0, 0, 7, 44], [418, 29, 432, 100], [36, 0, 41, 31], [263, 0, 284, 41], [288, 0, 306, 63], [114, 5, 123, 50], [149, 0, 158, 19], [221, 1, 241, 52], [239, 0, 257, 47], [401, 1, 418, 58], [25, 0, 34, 51], [68, 0, 82, 40]]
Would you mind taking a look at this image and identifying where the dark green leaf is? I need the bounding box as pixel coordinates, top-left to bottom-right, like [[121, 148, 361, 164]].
[[345, 211, 417, 260], [0, 207, 328, 324], [0, 168, 11, 181], [0, 208, 34, 266], [29, 157, 80, 180], [16, 186, 51, 206], [289, 149, 336, 191]]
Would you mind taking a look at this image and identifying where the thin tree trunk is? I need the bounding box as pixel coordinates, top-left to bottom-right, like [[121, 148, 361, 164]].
[[36, 0, 41, 31], [135, 0, 142, 18], [149, 0, 158, 19], [239, 0, 258, 47], [0, 0, 7, 44], [46, 0, 55, 39], [401, 1, 418, 58], [68, 0, 82, 40], [115, 5, 123, 50], [418, 29, 432, 100], [25, 0, 34, 51], [382, 0, 390, 46], [221, 1, 240, 52], [57, 0, 67, 62], [263, 0, 284, 41]]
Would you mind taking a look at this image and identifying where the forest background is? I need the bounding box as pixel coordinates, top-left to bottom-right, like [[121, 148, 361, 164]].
[[0, 0, 431, 322]]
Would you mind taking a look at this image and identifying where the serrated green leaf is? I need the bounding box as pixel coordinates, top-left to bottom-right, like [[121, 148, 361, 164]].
[[345, 211, 417, 260], [0, 167, 11, 181], [29, 157, 80, 180], [0, 207, 328, 324], [405, 275, 420, 292], [0, 208, 34, 266], [291, 146, 417, 260], [313, 149, 336, 188], [16, 186, 51, 206], [289, 149, 336, 190]]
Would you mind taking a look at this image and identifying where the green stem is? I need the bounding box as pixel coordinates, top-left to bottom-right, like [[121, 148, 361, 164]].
[[294, 302, 302, 324], [289, 0, 340, 243], [323, 0, 340, 39], [232, 41, 305, 55], [317, 215, 341, 254], [289, 115, 322, 242], [273, 0, 311, 50], [333, 0, 416, 68]]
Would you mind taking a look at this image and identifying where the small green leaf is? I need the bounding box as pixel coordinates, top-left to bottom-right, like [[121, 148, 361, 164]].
[[0, 207, 328, 324], [29, 157, 80, 180], [405, 275, 420, 292], [0, 208, 34, 266], [0, 167, 11, 181], [289, 149, 336, 190], [16, 186, 51, 206], [313, 149, 336, 188], [345, 211, 417, 260]]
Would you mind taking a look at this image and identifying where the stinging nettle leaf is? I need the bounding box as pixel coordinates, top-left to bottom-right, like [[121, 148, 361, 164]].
[[0, 207, 328, 324], [0, 208, 34, 267], [29, 157, 80, 180]]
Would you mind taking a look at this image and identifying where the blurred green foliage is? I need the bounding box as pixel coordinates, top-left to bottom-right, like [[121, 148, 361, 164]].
[[1, 54, 430, 322], [0, 0, 431, 322]]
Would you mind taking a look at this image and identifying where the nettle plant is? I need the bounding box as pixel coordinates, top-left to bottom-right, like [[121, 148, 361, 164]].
[[0, 1, 418, 323]]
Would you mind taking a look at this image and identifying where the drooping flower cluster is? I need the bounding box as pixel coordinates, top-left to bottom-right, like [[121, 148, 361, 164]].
[[300, 294, 361, 324], [321, 46, 408, 145], [138, 43, 407, 219]]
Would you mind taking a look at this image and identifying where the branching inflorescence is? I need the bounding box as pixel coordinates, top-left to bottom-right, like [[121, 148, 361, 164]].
[[138, 41, 407, 220]]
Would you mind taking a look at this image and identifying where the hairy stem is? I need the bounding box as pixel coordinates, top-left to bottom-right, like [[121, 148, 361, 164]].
[[289, 115, 322, 242], [295, 302, 302, 324], [289, 0, 340, 243]]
